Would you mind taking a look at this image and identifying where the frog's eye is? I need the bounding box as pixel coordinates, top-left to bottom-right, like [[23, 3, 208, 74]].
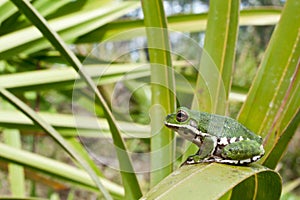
[[176, 109, 189, 122]]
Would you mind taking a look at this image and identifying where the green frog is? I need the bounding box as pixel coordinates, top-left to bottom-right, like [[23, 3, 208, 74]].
[[164, 107, 265, 165]]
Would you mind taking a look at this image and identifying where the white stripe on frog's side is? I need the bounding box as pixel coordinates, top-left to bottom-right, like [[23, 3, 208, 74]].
[[217, 136, 248, 146], [164, 122, 210, 137], [217, 155, 264, 165], [214, 158, 238, 165], [217, 159, 249, 165], [252, 155, 261, 161], [240, 158, 251, 164], [184, 154, 264, 166], [230, 137, 237, 143], [218, 137, 229, 145]]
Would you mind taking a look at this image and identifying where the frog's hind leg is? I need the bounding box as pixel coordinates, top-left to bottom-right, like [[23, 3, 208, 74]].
[[220, 140, 265, 165]]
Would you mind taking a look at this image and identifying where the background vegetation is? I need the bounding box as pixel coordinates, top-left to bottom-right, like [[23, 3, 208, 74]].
[[0, 0, 299, 199]]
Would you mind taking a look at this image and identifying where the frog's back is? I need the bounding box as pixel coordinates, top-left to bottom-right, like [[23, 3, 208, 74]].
[[200, 112, 262, 143]]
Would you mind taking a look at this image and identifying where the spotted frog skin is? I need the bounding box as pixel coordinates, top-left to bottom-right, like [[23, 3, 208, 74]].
[[164, 107, 265, 165]]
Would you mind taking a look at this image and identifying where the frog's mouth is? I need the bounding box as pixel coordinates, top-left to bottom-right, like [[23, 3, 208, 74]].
[[164, 121, 178, 129]]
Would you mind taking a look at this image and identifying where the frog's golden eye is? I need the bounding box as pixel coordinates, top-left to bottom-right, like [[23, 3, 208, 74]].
[[176, 109, 189, 122]]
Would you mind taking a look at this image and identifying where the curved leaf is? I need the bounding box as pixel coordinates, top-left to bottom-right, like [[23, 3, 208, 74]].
[[186, 0, 240, 163], [192, 0, 239, 114], [9, 0, 142, 198], [0, 64, 149, 91], [3, 129, 25, 196], [0, 110, 150, 138], [77, 7, 281, 43], [0, 1, 139, 58], [0, 0, 18, 22], [263, 109, 300, 169], [0, 88, 112, 199], [141, 163, 281, 200], [0, 142, 124, 198], [141, 0, 176, 187], [237, 0, 300, 167]]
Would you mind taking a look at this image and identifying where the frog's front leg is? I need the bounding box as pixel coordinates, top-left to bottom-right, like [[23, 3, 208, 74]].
[[220, 140, 265, 164], [184, 135, 217, 165]]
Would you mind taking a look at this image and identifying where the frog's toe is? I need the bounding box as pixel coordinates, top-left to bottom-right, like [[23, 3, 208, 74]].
[[181, 157, 195, 166]]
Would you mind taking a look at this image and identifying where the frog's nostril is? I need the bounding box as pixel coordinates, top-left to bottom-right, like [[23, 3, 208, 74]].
[[165, 115, 172, 122]]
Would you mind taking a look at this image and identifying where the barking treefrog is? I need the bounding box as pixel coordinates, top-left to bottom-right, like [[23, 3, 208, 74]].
[[164, 107, 265, 165]]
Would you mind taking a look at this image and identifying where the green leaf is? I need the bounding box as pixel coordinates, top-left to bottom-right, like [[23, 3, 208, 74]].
[[0, 1, 139, 58], [66, 137, 104, 177], [8, 0, 142, 198], [263, 109, 300, 169], [141, 0, 176, 187], [77, 7, 281, 43], [0, 0, 18, 23], [0, 88, 112, 199], [0, 142, 124, 198], [192, 0, 239, 114], [3, 129, 25, 197], [0, 64, 150, 91], [237, 0, 300, 167], [30, 0, 72, 18], [282, 177, 300, 196], [0, 110, 150, 138], [185, 0, 240, 163], [6, 0, 73, 30], [141, 163, 281, 200], [230, 169, 281, 200]]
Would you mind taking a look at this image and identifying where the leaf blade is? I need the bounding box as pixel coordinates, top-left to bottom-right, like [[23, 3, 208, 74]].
[[237, 0, 300, 166], [0, 142, 124, 197], [3, 129, 25, 197], [77, 7, 281, 43], [8, 0, 142, 198], [192, 0, 239, 114], [141, 164, 281, 200], [141, 0, 176, 187]]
